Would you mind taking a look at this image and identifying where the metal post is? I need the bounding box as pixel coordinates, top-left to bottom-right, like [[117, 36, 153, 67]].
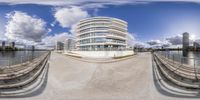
[[21, 56, 23, 64], [173, 54, 175, 64], [7, 58, 9, 68], [167, 51, 169, 59], [28, 52, 30, 62], [181, 57, 183, 66], [194, 58, 198, 80]]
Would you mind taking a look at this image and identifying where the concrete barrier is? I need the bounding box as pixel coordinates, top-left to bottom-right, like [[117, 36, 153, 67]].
[[70, 50, 134, 58]]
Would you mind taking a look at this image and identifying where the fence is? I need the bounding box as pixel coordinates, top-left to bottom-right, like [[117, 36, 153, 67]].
[[155, 51, 200, 80], [0, 51, 49, 67]]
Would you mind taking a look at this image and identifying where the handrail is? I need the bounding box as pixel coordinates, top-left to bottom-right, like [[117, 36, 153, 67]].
[[0, 51, 50, 89], [0, 51, 50, 80], [0, 51, 47, 67], [153, 54, 200, 88], [154, 51, 199, 80]]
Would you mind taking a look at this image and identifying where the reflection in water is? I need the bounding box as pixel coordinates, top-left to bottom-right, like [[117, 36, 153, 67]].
[[160, 50, 200, 67], [0, 51, 46, 67], [182, 50, 188, 57]]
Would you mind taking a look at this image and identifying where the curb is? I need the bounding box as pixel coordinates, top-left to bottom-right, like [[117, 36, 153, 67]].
[[63, 53, 137, 63]]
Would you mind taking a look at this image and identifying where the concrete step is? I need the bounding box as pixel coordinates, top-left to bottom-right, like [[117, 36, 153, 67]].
[[0, 54, 49, 89], [153, 54, 200, 89]]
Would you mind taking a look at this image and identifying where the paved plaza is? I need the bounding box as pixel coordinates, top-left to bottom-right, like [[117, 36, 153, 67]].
[[1, 52, 200, 100]]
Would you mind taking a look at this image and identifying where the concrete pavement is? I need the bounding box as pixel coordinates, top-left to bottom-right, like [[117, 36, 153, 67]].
[[1, 52, 200, 100]]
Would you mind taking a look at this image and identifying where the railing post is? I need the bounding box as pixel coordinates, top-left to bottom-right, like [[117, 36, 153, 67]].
[[173, 54, 174, 64], [21, 56, 23, 64], [7, 58, 10, 68], [181, 57, 183, 66], [194, 58, 198, 81], [168, 51, 170, 59]]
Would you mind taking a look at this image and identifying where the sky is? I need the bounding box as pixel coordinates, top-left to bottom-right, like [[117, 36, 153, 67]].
[[0, 0, 200, 48]]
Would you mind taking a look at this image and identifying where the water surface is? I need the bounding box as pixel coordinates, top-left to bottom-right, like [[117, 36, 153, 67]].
[[158, 51, 200, 68], [0, 51, 47, 66]]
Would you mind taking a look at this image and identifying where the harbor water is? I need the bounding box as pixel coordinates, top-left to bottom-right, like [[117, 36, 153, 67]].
[[158, 51, 200, 68], [0, 51, 47, 67]]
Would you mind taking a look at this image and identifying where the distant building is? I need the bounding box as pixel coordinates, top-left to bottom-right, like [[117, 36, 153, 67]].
[[193, 42, 200, 50], [56, 41, 64, 50], [64, 38, 75, 51], [32, 46, 35, 51], [2, 41, 5, 50], [182, 32, 189, 50], [9, 42, 15, 49]]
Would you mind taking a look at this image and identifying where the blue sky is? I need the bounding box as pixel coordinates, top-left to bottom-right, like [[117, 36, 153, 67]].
[[0, 1, 200, 47]]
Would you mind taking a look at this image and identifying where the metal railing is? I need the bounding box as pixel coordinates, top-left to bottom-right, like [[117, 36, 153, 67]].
[[0, 51, 51, 90], [154, 51, 200, 80], [75, 48, 133, 51], [0, 51, 49, 68]]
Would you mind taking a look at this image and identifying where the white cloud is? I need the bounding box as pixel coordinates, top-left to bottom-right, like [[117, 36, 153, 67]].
[[127, 33, 135, 46], [147, 40, 162, 45], [69, 23, 78, 35], [54, 6, 89, 28], [0, 0, 147, 7], [147, 39, 171, 48], [166, 35, 182, 45], [5, 11, 48, 43], [0, 0, 199, 8], [42, 32, 70, 46], [134, 41, 150, 48], [50, 23, 55, 27]]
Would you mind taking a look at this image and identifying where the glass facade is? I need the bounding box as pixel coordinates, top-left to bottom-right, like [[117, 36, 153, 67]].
[[76, 17, 128, 51]]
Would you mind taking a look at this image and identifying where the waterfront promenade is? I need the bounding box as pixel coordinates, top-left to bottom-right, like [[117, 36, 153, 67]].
[[2, 52, 200, 100]]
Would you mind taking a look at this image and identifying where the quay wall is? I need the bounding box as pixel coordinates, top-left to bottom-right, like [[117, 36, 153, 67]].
[[66, 50, 134, 58]]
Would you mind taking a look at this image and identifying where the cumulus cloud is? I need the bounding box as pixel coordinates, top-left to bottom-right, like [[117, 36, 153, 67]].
[[54, 6, 89, 28], [127, 33, 135, 46], [0, 32, 7, 41], [147, 39, 171, 48], [147, 40, 162, 45], [5, 11, 48, 42], [42, 32, 70, 46], [134, 41, 150, 48], [166, 35, 182, 45], [0, 0, 146, 6]]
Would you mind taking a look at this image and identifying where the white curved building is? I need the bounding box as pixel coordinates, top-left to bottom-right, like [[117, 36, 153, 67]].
[[76, 17, 128, 51]]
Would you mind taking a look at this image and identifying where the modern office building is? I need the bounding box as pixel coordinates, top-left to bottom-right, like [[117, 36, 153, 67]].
[[64, 38, 75, 51], [56, 41, 64, 50], [182, 32, 189, 50], [75, 17, 128, 51]]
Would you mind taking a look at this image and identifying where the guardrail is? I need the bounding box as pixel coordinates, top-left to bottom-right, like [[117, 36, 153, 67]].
[[0, 51, 50, 90], [0, 51, 46, 68], [153, 51, 200, 89], [155, 51, 200, 80]]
